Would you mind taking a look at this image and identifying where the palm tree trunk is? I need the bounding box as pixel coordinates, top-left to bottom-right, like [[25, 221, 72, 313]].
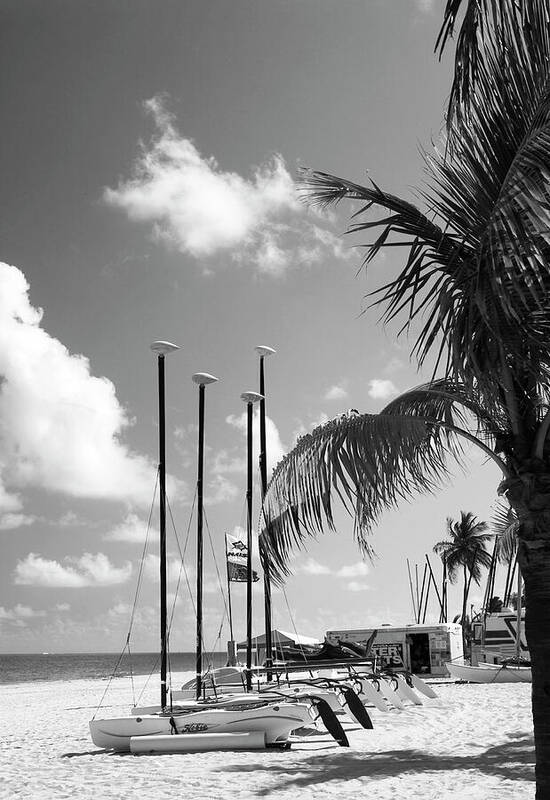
[[506, 470, 550, 796], [462, 564, 468, 659], [521, 539, 550, 797]]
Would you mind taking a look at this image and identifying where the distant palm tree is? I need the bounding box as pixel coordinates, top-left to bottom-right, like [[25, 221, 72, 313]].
[[433, 511, 492, 652], [259, 2, 550, 794]]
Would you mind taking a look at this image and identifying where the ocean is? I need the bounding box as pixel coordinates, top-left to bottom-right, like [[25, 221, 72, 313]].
[[0, 651, 227, 685]]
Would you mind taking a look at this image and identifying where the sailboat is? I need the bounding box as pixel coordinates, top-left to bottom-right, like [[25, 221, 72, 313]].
[[170, 349, 386, 725], [89, 344, 330, 753], [172, 347, 436, 721]]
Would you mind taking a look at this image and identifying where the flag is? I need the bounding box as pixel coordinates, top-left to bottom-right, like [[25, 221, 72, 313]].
[[226, 533, 259, 582]]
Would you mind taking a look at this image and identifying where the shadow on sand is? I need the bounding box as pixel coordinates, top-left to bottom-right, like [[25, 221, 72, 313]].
[[216, 734, 535, 795]]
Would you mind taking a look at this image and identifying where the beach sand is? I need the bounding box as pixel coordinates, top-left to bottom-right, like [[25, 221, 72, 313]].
[[0, 674, 534, 799]]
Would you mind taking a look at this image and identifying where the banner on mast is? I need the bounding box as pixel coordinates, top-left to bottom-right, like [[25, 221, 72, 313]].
[[226, 533, 259, 582]]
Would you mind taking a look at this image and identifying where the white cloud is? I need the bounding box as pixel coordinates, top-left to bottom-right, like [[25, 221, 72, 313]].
[[226, 410, 286, 478], [291, 412, 329, 443], [337, 562, 369, 578], [104, 96, 346, 276], [55, 603, 70, 612], [324, 384, 348, 401], [206, 474, 240, 504], [144, 554, 187, 584], [294, 558, 331, 576], [0, 603, 45, 621], [383, 357, 404, 375], [104, 512, 156, 544], [211, 449, 246, 475], [368, 378, 398, 400], [57, 512, 84, 528], [346, 581, 371, 592], [14, 552, 132, 587], [415, 0, 435, 13], [0, 511, 36, 531], [0, 263, 158, 508], [107, 602, 133, 618]]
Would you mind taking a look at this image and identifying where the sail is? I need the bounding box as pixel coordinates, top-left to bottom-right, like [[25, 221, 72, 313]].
[[226, 533, 259, 582]]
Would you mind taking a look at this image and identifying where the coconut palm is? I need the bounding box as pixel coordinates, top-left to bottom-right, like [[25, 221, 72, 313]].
[[433, 511, 492, 652], [260, 2, 550, 793]]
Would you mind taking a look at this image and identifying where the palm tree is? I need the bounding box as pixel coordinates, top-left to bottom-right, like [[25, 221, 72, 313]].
[[259, 2, 550, 794], [433, 511, 492, 654]]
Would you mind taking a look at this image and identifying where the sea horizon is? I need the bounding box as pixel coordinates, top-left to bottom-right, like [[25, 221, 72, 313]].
[[0, 650, 227, 684]]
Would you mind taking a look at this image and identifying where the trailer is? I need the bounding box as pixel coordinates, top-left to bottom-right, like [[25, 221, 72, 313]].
[[325, 622, 463, 677], [471, 609, 528, 665]]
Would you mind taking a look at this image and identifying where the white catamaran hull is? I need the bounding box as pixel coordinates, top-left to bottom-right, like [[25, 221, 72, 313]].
[[130, 730, 267, 753], [135, 688, 343, 717], [446, 661, 532, 683], [90, 701, 314, 752]]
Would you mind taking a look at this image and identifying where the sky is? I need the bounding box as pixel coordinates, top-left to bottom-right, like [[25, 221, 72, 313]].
[[0, 0, 506, 655]]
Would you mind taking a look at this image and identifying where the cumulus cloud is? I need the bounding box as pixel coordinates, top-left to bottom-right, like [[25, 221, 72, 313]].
[[144, 554, 188, 584], [346, 581, 371, 592], [294, 558, 331, 576], [368, 378, 398, 400], [415, 0, 435, 13], [0, 485, 33, 530], [290, 411, 330, 445], [104, 512, 156, 544], [0, 511, 36, 531], [0, 603, 45, 622], [225, 410, 286, 477], [337, 562, 369, 578], [211, 450, 246, 475], [104, 96, 347, 276], [206, 474, 240, 504], [324, 384, 348, 401], [383, 357, 404, 375], [0, 263, 158, 510], [14, 552, 133, 587]]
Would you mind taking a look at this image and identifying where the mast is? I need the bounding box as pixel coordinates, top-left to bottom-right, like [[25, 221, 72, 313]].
[[150, 340, 179, 710], [255, 345, 276, 677], [225, 534, 235, 643], [240, 390, 263, 692], [192, 372, 218, 701]]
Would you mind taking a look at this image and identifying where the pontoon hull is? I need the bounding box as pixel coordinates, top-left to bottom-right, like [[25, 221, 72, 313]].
[[130, 730, 266, 753], [90, 702, 313, 752]]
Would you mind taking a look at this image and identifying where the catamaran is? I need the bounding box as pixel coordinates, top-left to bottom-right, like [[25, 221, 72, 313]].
[[89, 345, 350, 753]]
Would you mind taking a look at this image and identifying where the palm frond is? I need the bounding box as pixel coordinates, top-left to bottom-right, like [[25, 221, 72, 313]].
[[261, 401, 466, 584], [381, 379, 509, 458], [436, 1, 550, 128], [299, 40, 550, 404], [490, 499, 520, 562]]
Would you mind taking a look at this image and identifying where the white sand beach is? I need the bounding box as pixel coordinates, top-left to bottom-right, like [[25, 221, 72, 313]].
[[0, 675, 534, 800]]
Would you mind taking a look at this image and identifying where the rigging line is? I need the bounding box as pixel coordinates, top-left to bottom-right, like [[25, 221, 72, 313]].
[[91, 645, 130, 720], [281, 584, 307, 657], [135, 654, 161, 706], [95, 471, 160, 716], [167, 488, 196, 564], [126, 469, 159, 645], [167, 489, 197, 636], [199, 506, 231, 659], [203, 507, 232, 623], [126, 641, 136, 707], [129, 471, 162, 697]]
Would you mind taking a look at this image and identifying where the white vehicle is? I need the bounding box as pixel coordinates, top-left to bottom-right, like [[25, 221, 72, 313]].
[[325, 622, 463, 677]]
